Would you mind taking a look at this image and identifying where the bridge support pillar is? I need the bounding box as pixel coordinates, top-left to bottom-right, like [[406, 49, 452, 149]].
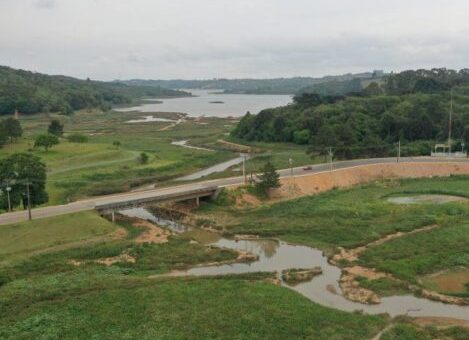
[[195, 196, 200, 207], [111, 210, 115, 223]]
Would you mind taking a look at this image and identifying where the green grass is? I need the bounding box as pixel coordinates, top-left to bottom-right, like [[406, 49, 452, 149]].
[[359, 223, 469, 284], [196, 176, 469, 294], [381, 322, 469, 340], [200, 177, 469, 253], [0, 275, 387, 339], [0, 211, 117, 265], [1, 110, 319, 204]]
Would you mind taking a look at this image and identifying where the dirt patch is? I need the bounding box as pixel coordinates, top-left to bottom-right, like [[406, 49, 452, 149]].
[[95, 253, 136, 266], [333, 224, 439, 263], [344, 266, 388, 280], [423, 268, 469, 293], [235, 193, 261, 208], [412, 317, 469, 328], [112, 227, 128, 240], [132, 219, 170, 244], [339, 274, 381, 304]]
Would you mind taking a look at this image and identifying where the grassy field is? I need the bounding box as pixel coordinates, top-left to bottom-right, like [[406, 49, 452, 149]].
[[0, 212, 389, 339], [1, 110, 238, 204], [196, 176, 469, 296], [0, 211, 117, 265], [1, 110, 318, 205]]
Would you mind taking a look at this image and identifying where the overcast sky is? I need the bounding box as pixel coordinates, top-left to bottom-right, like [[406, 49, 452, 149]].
[[1, 0, 469, 80]]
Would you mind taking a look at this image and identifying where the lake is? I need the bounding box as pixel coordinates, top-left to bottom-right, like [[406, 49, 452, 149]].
[[115, 89, 292, 117]]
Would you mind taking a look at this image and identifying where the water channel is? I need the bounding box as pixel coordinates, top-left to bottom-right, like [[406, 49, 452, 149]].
[[120, 207, 469, 320]]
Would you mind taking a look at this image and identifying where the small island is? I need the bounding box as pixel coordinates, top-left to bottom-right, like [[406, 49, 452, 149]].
[[209, 101, 225, 104], [281, 267, 323, 285]]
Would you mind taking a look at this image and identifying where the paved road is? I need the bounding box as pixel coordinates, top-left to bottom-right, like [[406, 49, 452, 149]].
[[1, 157, 468, 225]]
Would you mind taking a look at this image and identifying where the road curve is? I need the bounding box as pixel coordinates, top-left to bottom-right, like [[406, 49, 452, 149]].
[[1, 157, 468, 225]]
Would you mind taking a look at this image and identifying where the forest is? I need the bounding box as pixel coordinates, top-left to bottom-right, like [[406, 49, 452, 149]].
[[232, 69, 469, 158], [0, 66, 189, 115]]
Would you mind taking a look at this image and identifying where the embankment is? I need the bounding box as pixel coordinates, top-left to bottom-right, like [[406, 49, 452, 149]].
[[273, 162, 469, 199]]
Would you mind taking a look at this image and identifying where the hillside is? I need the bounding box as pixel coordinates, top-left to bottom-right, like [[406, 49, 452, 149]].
[[231, 68, 469, 158], [119, 71, 385, 95], [0, 66, 189, 115]]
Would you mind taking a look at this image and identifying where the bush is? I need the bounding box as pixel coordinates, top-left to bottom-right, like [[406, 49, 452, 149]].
[[67, 133, 88, 143]]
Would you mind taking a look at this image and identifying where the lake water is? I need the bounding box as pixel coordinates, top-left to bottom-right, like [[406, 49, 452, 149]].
[[115, 89, 292, 117]]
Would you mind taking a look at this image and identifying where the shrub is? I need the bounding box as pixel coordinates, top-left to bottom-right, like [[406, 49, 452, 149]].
[[67, 133, 88, 143]]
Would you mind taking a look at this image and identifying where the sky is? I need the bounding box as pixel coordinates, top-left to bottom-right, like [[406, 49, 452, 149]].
[[1, 0, 469, 80]]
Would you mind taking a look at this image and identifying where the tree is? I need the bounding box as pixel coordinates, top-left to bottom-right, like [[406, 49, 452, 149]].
[[48, 119, 64, 136], [34, 134, 59, 151], [0, 117, 22, 142], [0, 153, 48, 210], [138, 152, 149, 164], [113, 141, 121, 148], [256, 162, 281, 194]]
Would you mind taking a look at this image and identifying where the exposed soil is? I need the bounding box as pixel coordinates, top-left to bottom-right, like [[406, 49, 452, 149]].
[[235, 193, 261, 208], [387, 194, 469, 205], [95, 253, 136, 266], [412, 317, 469, 328], [423, 268, 469, 293], [132, 219, 170, 244], [272, 162, 469, 200], [339, 274, 381, 304], [112, 227, 128, 240]]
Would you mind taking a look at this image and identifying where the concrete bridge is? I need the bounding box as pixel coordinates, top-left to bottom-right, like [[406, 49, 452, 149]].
[[95, 185, 219, 221]]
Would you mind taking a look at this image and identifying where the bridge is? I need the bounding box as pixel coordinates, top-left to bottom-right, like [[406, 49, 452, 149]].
[[1, 157, 469, 226], [94, 186, 219, 221]]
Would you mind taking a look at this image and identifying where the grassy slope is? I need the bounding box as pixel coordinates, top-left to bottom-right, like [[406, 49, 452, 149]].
[[0, 211, 116, 265], [0, 212, 387, 339], [1, 111, 237, 204], [205, 177, 468, 251], [0, 275, 386, 339], [198, 176, 469, 294]]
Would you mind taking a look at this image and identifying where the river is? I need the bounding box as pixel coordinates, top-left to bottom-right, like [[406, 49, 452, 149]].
[[115, 89, 292, 117], [120, 207, 469, 320]]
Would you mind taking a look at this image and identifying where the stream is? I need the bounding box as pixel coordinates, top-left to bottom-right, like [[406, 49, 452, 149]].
[[120, 207, 469, 320]]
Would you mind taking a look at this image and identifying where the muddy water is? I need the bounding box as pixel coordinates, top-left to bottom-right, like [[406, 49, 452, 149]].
[[176, 153, 250, 181], [120, 208, 469, 320]]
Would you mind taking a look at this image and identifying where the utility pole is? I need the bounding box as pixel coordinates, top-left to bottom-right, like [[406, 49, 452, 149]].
[[6, 186, 11, 212], [397, 140, 401, 163], [449, 88, 453, 153], [328, 147, 333, 172], [242, 154, 247, 184], [289, 158, 293, 177], [26, 179, 32, 221]]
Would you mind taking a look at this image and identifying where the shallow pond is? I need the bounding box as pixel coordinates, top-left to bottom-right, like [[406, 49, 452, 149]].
[[120, 208, 469, 320], [387, 195, 468, 205]]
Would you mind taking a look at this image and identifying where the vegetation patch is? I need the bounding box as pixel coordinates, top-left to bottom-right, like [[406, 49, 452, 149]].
[[281, 267, 322, 285]]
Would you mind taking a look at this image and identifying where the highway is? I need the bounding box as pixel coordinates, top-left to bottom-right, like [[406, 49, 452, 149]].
[[0, 156, 468, 225]]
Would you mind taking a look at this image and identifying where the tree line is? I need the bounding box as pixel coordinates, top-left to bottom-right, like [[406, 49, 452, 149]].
[[232, 68, 469, 159], [0, 66, 189, 115]]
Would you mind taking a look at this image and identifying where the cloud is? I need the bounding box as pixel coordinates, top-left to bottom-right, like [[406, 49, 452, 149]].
[[33, 0, 56, 9]]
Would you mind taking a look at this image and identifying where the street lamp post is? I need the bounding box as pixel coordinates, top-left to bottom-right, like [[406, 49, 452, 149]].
[[6, 186, 11, 212]]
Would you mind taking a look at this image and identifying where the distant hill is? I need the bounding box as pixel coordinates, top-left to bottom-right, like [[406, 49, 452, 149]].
[[231, 68, 469, 158], [0, 66, 189, 115], [118, 71, 385, 95]]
